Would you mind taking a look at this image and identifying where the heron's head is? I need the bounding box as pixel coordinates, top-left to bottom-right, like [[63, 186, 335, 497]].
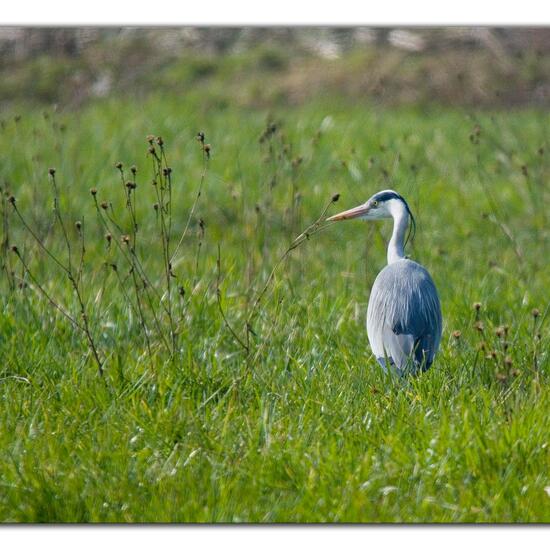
[[327, 189, 412, 222], [326, 189, 416, 244]]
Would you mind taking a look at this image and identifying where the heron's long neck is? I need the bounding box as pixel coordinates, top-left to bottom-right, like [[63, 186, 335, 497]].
[[387, 202, 409, 265]]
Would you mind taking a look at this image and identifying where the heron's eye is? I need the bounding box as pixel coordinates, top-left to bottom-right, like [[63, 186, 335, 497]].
[[372, 200, 378, 207]]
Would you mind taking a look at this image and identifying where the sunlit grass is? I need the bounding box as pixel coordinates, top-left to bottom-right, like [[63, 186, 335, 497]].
[[0, 94, 548, 522]]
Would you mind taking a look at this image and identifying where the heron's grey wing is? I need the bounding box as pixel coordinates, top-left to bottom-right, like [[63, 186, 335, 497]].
[[367, 259, 442, 372]]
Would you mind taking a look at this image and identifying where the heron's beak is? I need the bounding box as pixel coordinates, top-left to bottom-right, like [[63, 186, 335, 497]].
[[326, 203, 370, 222]]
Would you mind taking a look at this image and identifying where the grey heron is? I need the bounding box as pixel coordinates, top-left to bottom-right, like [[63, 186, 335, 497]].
[[327, 190, 442, 374]]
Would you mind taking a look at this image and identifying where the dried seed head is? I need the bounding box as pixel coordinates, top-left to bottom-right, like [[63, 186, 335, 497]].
[[473, 302, 482, 311], [126, 181, 137, 190], [504, 356, 513, 366], [452, 330, 462, 339], [532, 308, 540, 318], [115, 162, 123, 170], [10, 244, 18, 253], [8, 195, 16, 205], [474, 320, 484, 332], [196, 131, 205, 143], [156, 136, 164, 146], [75, 220, 82, 231], [503, 341, 510, 351], [100, 201, 109, 210], [292, 157, 303, 168], [121, 235, 130, 244], [146, 135, 155, 145], [511, 369, 520, 377], [204, 144, 211, 158], [162, 167, 172, 176], [105, 232, 112, 243], [148, 146, 156, 155], [153, 203, 159, 211], [496, 372, 508, 382], [48, 167, 56, 176], [130, 165, 137, 175], [495, 326, 506, 338], [477, 341, 486, 351], [178, 286, 185, 297], [90, 187, 97, 196], [332, 193, 340, 203]]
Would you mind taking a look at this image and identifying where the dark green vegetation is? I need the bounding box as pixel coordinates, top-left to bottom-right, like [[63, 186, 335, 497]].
[[2, 28, 550, 109], [0, 94, 549, 521]]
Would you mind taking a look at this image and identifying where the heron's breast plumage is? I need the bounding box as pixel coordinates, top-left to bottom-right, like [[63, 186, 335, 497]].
[[366, 258, 442, 371]]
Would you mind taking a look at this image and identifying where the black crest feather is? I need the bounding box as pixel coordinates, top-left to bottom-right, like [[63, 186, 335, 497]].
[[373, 191, 416, 249]]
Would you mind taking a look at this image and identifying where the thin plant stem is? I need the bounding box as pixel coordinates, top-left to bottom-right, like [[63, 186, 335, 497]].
[[170, 147, 208, 264], [11, 248, 83, 331], [216, 244, 249, 354]]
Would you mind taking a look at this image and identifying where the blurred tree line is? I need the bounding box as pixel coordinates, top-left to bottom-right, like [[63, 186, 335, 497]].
[[0, 27, 548, 107]]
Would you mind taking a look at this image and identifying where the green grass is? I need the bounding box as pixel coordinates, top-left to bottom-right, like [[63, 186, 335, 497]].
[[0, 94, 549, 522]]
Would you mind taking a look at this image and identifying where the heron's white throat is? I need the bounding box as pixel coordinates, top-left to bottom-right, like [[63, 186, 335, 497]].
[[386, 199, 410, 265]]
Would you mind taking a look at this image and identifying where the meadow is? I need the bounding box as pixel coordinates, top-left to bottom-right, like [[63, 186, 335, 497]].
[[0, 92, 549, 522]]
